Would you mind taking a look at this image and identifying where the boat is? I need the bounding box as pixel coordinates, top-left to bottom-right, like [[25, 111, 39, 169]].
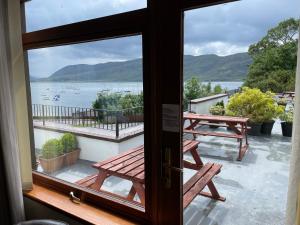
[[53, 94, 60, 101]]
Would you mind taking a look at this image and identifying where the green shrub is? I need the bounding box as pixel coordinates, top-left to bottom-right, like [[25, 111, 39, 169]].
[[209, 105, 225, 115], [183, 77, 224, 110], [61, 133, 78, 153], [225, 87, 282, 123], [280, 108, 294, 123], [42, 139, 64, 159], [216, 100, 224, 108], [213, 85, 223, 94], [277, 98, 288, 105]]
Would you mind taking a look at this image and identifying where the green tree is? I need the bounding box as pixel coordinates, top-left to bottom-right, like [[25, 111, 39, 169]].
[[213, 84, 223, 94], [244, 18, 299, 92], [183, 77, 221, 109]]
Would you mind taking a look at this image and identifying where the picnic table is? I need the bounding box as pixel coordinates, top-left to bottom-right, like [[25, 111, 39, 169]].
[[279, 91, 295, 99], [183, 113, 249, 161], [76, 139, 225, 207]]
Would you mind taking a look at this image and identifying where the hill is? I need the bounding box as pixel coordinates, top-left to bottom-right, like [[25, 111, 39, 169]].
[[36, 52, 252, 82]]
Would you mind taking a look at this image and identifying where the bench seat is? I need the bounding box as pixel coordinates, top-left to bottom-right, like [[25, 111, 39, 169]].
[[183, 163, 225, 209], [183, 129, 243, 139]]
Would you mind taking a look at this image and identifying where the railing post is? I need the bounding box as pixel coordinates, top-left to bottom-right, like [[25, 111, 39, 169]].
[[116, 112, 119, 138], [42, 104, 45, 126]]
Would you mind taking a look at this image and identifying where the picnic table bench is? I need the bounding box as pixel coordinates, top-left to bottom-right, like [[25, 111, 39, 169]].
[[76, 140, 225, 208], [183, 113, 249, 161]]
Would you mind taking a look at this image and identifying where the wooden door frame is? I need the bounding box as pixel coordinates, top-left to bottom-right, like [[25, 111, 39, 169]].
[[147, 0, 239, 224], [21, 0, 238, 224]]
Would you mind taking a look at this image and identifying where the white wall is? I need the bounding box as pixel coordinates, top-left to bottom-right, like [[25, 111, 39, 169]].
[[34, 128, 144, 162], [190, 94, 228, 114]]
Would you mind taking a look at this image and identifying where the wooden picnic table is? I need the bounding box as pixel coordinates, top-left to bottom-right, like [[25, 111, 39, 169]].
[[183, 113, 249, 161], [76, 139, 225, 207]]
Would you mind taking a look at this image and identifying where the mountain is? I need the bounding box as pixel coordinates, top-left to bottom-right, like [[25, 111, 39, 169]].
[[36, 52, 252, 82]]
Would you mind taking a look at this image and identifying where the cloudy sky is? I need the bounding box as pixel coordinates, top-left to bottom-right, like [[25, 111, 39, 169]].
[[25, 0, 300, 78]]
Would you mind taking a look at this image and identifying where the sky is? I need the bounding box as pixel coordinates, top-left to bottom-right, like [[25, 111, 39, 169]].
[[25, 0, 300, 78]]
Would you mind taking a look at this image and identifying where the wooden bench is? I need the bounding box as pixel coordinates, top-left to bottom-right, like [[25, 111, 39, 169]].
[[76, 140, 225, 208], [184, 129, 243, 139], [183, 162, 225, 208], [183, 113, 249, 161]]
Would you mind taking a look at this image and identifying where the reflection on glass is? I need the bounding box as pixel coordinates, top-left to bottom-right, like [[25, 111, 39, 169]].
[[29, 36, 146, 206], [25, 0, 147, 32]]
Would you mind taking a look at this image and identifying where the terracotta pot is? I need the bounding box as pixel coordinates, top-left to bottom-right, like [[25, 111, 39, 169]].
[[39, 154, 65, 173], [64, 149, 81, 166]]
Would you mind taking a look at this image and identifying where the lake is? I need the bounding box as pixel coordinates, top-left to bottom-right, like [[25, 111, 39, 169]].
[[30, 81, 243, 108]]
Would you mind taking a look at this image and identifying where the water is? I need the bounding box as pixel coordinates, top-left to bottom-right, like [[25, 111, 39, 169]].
[[30, 81, 243, 108]]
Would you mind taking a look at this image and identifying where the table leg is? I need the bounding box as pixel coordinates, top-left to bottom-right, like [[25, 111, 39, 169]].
[[91, 171, 108, 191], [132, 182, 145, 206], [190, 148, 203, 168], [127, 185, 137, 201]]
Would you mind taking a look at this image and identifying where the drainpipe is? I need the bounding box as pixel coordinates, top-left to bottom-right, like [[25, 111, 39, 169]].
[[286, 24, 300, 225]]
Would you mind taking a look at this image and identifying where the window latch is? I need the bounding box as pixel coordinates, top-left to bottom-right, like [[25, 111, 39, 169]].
[[163, 147, 183, 189], [69, 191, 80, 204]]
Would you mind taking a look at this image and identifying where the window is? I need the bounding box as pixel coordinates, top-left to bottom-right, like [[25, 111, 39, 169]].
[[24, 0, 147, 32]]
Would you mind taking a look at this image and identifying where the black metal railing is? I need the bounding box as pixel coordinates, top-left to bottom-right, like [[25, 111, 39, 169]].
[[32, 104, 143, 137]]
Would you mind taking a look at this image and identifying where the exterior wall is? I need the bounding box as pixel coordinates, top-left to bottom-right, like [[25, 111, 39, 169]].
[[34, 128, 144, 162], [189, 94, 228, 114]]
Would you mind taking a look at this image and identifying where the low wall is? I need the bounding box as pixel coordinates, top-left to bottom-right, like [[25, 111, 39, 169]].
[[189, 93, 228, 114], [34, 128, 144, 162]]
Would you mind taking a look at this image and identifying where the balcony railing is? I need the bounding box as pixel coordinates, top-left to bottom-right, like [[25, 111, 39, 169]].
[[32, 104, 143, 137]]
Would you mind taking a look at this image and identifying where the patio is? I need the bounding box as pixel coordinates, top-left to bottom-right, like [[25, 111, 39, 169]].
[[38, 120, 291, 225]]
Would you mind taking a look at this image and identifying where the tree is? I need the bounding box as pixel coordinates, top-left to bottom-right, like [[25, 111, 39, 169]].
[[244, 18, 299, 92], [213, 84, 223, 94], [183, 77, 223, 110]]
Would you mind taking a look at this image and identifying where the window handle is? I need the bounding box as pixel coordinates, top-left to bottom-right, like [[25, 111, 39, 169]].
[[163, 147, 182, 189], [69, 191, 80, 204]]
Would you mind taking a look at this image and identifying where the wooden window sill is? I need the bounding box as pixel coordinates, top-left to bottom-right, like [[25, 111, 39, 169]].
[[24, 184, 139, 225]]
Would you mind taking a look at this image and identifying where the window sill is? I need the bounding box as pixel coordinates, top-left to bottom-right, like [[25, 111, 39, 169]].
[[24, 184, 139, 225]]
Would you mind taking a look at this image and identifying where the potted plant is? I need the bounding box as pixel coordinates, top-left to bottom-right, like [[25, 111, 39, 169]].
[[279, 108, 294, 137], [61, 133, 80, 166], [277, 97, 288, 107], [226, 87, 273, 136], [209, 105, 225, 128], [39, 139, 64, 173], [261, 93, 285, 135]]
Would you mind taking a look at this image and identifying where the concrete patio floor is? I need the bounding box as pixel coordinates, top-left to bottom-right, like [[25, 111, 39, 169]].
[[183, 120, 291, 225], [40, 120, 291, 225]]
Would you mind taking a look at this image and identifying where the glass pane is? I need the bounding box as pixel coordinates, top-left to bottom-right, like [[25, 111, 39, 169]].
[[183, 1, 298, 224], [28, 36, 146, 208], [24, 0, 147, 32]]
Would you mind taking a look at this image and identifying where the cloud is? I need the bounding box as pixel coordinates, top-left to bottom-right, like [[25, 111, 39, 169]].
[[184, 0, 300, 55], [25, 0, 300, 77]]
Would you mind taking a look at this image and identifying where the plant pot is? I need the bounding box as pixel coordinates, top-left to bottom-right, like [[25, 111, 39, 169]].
[[278, 103, 287, 106], [281, 122, 293, 137], [261, 120, 275, 135], [39, 154, 65, 173], [248, 122, 263, 136], [64, 149, 81, 166]]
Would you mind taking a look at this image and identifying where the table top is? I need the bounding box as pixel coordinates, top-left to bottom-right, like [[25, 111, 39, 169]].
[[184, 113, 249, 123], [92, 140, 199, 183]]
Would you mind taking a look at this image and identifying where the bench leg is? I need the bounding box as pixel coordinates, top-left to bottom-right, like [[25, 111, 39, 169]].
[[133, 182, 145, 206], [237, 138, 249, 161], [91, 171, 108, 191], [199, 181, 225, 202], [127, 185, 137, 201]]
